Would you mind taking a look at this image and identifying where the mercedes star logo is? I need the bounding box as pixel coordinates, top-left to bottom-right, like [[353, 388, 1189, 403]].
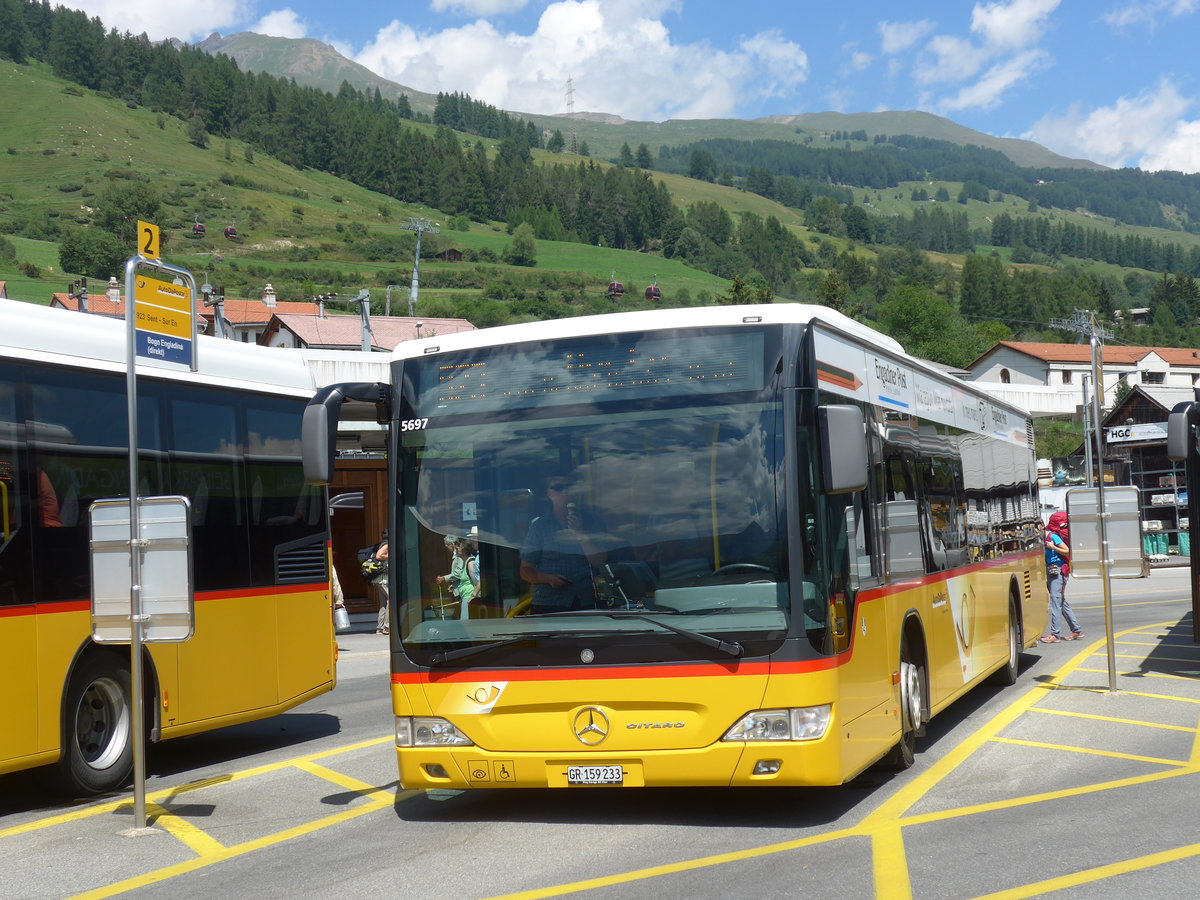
[[572, 706, 610, 746]]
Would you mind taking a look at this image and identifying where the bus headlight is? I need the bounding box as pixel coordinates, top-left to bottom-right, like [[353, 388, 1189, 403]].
[[396, 716, 475, 747], [722, 706, 831, 742]]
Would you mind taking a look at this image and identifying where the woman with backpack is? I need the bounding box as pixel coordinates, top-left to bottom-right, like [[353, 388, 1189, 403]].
[[1041, 511, 1083, 643]]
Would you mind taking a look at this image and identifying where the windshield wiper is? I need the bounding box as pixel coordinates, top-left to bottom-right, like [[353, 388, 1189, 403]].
[[429, 635, 532, 666], [534, 609, 744, 658], [428, 629, 653, 666]]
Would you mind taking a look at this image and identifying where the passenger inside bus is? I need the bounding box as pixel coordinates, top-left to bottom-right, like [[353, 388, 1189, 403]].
[[519, 475, 608, 614], [37, 470, 61, 527]]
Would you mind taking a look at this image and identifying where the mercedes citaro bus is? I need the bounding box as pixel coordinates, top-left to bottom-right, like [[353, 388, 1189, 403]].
[[302, 304, 1045, 788]]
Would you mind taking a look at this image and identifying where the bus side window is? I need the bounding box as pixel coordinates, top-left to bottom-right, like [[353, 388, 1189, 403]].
[[0, 379, 20, 551], [842, 497, 872, 591], [882, 454, 925, 578]]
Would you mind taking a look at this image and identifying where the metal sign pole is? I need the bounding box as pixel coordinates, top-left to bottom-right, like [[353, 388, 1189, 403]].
[[1089, 325, 1118, 692], [122, 256, 148, 830], [119, 242, 198, 832]]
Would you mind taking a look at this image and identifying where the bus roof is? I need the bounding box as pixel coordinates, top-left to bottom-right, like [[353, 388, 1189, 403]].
[[390, 303, 905, 360], [0, 299, 315, 394]]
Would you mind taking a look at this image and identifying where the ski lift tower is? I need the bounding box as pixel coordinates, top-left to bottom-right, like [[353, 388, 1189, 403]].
[[399, 217, 440, 317], [565, 76, 578, 155]]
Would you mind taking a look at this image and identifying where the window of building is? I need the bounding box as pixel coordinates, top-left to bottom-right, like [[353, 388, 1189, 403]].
[[1000, 368, 1010, 384], [1143, 371, 1164, 385], [1061, 370, 1073, 385]]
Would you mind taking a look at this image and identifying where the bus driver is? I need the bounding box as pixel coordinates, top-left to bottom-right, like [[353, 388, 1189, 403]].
[[519, 476, 607, 614]]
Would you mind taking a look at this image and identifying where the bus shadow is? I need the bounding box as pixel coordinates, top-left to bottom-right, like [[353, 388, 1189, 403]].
[[0, 712, 344, 817], [395, 782, 870, 829], [1123, 613, 1200, 679], [148, 712, 343, 778], [908, 650, 1048, 754]]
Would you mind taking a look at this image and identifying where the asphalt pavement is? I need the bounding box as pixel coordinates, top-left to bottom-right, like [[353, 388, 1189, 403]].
[[5, 577, 1200, 898]]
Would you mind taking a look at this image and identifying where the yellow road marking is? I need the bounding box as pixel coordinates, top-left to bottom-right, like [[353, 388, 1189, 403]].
[[1073, 599, 1187, 610], [0, 736, 394, 841], [871, 826, 911, 900], [61, 737, 414, 900], [292, 758, 397, 803], [484, 827, 863, 900], [972, 839, 1200, 899], [990, 736, 1185, 767], [12, 618, 1200, 900], [1109, 689, 1200, 705], [479, 619, 1200, 900], [1109, 653, 1200, 664], [146, 801, 226, 856], [1189, 713, 1200, 767], [70, 792, 412, 899], [1029, 706, 1200, 734], [1076, 666, 1200, 682], [896, 766, 1194, 828]]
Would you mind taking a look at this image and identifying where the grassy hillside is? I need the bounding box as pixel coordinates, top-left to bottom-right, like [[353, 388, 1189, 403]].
[[0, 62, 744, 310], [1, 56, 1191, 332]]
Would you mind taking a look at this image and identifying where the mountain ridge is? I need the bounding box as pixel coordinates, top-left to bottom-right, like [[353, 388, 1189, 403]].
[[195, 31, 1103, 172]]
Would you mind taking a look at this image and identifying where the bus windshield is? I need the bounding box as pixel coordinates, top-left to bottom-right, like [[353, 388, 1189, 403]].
[[394, 327, 794, 663]]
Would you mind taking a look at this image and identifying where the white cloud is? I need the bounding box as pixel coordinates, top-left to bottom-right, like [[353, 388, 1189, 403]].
[[1102, 0, 1199, 29], [254, 9, 307, 39], [905, 0, 1060, 113], [1025, 79, 1196, 170], [915, 34, 984, 86], [430, 0, 532, 14], [878, 19, 936, 55], [970, 0, 1060, 50], [937, 49, 1048, 112], [850, 51, 873, 72], [59, 0, 254, 43], [1139, 119, 1200, 172], [354, 0, 807, 121]]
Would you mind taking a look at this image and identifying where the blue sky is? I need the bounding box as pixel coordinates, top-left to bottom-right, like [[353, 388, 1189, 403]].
[[69, 0, 1200, 172]]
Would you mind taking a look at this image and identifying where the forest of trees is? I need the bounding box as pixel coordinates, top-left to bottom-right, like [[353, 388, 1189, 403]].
[[660, 134, 1200, 233]]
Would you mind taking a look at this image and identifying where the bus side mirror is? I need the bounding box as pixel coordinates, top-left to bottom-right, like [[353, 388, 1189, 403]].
[[1167, 404, 1194, 461], [302, 382, 392, 486], [302, 402, 335, 485], [817, 405, 868, 494]]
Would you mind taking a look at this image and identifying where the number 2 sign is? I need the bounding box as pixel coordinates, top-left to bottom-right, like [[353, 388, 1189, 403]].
[[138, 220, 160, 259]]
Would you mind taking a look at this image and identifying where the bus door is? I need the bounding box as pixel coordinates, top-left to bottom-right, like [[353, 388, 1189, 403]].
[[0, 377, 38, 765], [808, 398, 889, 758]]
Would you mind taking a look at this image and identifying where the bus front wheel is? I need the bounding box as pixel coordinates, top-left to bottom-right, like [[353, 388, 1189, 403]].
[[884, 633, 924, 770], [59, 652, 134, 795], [988, 595, 1021, 687]]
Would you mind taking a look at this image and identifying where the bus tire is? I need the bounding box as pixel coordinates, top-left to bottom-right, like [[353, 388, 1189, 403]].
[[988, 595, 1021, 687], [59, 651, 134, 795], [883, 632, 924, 770]]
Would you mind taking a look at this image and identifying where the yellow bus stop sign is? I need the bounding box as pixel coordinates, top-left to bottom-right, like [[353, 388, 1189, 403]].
[[138, 220, 160, 259]]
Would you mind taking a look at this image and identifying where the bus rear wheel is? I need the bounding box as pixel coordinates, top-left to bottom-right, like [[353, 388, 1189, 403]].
[[59, 652, 134, 795], [883, 634, 924, 770]]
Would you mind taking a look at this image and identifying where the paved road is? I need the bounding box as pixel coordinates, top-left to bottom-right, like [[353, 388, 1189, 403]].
[[3, 570, 1199, 899]]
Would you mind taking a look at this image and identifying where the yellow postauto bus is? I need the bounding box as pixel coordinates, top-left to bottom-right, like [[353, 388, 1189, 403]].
[[0, 299, 336, 794], [303, 304, 1046, 788]]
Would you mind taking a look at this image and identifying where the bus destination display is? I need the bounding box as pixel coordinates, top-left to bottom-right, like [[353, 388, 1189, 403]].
[[421, 331, 766, 413]]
